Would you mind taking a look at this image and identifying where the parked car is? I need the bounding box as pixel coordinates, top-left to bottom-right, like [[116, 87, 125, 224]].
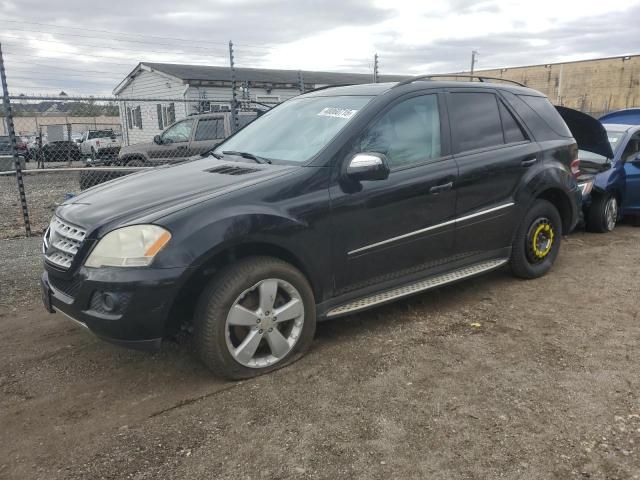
[[37, 140, 83, 163], [79, 129, 121, 162], [572, 108, 640, 232], [41, 78, 609, 379], [115, 112, 256, 166], [0, 135, 12, 156]]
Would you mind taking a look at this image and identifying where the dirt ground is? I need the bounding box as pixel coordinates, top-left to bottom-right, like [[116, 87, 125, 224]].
[[1, 226, 639, 480]]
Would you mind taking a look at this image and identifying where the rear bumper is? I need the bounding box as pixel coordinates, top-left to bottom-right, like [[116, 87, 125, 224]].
[[41, 264, 189, 351]]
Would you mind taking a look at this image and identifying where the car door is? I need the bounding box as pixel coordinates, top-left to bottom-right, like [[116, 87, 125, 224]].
[[147, 118, 195, 161], [189, 116, 226, 155], [446, 89, 539, 257], [329, 92, 458, 294], [621, 131, 640, 214]]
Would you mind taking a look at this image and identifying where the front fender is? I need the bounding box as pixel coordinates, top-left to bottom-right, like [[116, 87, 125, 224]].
[[155, 206, 330, 298]]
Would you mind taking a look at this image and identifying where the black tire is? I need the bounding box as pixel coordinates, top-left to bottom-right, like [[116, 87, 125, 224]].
[[510, 199, 562, 279], [586, 193, 618, 233], [126, 158, 145, 167], [194, 256, 316, 380]]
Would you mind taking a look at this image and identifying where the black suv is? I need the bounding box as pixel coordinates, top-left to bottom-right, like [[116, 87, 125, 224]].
[[41, 78, 608, 379]]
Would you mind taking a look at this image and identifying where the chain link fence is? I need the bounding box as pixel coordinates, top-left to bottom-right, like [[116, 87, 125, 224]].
[[1, 94, 265, 239]]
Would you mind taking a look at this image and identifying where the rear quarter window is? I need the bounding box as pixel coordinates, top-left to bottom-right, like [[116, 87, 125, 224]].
[[518, 95, 572, 137]]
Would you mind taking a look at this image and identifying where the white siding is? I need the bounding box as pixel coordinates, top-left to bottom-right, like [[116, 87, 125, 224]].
[[116, 70, 188, 145], [115, 70, 307, 145]]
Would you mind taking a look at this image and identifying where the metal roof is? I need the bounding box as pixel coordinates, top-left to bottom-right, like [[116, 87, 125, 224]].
[[141, 62, 410, 85]]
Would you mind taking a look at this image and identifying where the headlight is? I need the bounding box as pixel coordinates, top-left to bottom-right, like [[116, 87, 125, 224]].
[[85, 225, 171, 268]]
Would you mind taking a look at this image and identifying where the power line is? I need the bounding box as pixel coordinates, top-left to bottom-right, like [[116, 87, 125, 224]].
[[0, 19, 274, 50], [0, 27, 231, 52], [0, 38, 227, 59]]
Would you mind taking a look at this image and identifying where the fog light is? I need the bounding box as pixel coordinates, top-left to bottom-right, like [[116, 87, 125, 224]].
[[102, 293, 117, 312]]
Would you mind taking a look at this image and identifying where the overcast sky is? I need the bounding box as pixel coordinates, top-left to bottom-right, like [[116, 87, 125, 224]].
[[1, 0, 639, 96]]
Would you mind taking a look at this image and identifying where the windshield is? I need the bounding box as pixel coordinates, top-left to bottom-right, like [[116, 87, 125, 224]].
[[88, 130, 114, 139], [578, 130, 625, 164], [215, 95, 373, 163]]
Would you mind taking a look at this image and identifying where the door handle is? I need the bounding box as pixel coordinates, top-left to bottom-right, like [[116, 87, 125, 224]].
[[176, 145, 188, 150], [429, 181, 453, 194], [521, 156, 537, 167]]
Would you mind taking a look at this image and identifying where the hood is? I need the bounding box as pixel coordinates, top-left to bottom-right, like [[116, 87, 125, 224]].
[[599, 108, 640, 125], [57, 158, 296, 231], [555, 106, 614, 159]]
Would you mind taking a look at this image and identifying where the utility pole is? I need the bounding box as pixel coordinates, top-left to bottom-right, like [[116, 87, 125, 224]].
[[373, 53, 379, 83], [297, 70, 305, 95], [228, 40, 239, 133], [470, 50, 479, 76], [0, 42, 31, 236]]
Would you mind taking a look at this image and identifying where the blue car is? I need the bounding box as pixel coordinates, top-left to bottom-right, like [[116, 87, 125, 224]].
[[578, 109, 640, 232]]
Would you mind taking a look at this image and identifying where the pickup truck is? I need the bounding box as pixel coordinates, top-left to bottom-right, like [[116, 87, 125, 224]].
[[79, 129, 121, 162]]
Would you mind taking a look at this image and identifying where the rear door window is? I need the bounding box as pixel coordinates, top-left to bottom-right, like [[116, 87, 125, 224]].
[[194, 118, 225, 141], [449, 92, 504, 153], [499, 101, 527, 143]]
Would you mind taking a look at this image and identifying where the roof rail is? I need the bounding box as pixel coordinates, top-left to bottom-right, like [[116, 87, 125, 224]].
[[304, 83, 355, 94], [394, 74, 526, 88]]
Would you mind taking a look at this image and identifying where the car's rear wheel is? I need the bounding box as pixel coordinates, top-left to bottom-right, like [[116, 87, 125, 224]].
[[587, 193, 617, 233], [194, 257, 316, 379], [510, 199, 562, 279]]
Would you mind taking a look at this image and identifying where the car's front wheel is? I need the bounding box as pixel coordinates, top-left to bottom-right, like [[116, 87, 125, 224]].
[[510, 199, 562, 279], [194, 256, 316, 379], [587, 193, 618, 233]]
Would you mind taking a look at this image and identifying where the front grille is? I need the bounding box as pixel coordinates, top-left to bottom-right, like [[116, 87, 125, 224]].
[[44, 216, 87, 270]]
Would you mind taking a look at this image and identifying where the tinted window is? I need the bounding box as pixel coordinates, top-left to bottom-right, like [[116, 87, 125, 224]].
[[518, 95, 572, 137], [499, 101, 526, 143], [449, 92, 504, 153], [87, 130, 114, 140], [359, 95, 441, 169], [195, 118, 224, 141]]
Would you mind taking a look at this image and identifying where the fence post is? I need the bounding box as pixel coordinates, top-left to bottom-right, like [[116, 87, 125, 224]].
[[228, 40, 239, 133], [0, 42, 31, 237], [298, 70, 305, 94], [373, 53, 379, 83]]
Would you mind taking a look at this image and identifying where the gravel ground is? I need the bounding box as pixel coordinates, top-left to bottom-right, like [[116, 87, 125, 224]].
[[1, 226, 639, 479], [0, 163, 131, 239]]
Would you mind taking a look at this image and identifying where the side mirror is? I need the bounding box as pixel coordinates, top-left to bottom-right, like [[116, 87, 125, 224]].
[[346, 152, 390, 181], [153, 135, 162, 145], [632, 152, 640, 167]]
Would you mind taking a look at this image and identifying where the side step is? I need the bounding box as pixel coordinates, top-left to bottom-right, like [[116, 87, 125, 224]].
[[326, 258, 509, 318]]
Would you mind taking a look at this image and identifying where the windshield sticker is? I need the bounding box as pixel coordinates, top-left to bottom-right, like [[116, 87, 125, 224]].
[[317, 107, 358, 119]]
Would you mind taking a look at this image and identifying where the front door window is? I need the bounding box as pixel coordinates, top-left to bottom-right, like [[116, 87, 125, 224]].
[[161, 120, 194, 144]]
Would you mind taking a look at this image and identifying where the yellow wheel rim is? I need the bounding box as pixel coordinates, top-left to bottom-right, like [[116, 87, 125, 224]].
[[532, 223, 554, 258]]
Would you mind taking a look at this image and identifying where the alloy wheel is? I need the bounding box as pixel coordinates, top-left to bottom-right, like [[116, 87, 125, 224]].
[[225, 278, 305, 369], [604, 197, 618, 231]]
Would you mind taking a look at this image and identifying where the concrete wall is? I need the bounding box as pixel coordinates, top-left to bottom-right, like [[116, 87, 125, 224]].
[[472, 54, 640, 117]]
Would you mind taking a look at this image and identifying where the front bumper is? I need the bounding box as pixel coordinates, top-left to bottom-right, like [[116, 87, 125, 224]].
[[41, 264, 188, 351]]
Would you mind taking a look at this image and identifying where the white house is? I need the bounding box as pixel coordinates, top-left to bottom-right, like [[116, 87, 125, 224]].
[[113, 63, 408, 145]]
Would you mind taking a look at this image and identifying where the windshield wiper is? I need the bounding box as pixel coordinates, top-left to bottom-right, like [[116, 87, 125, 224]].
[[209, 152, 223, 159], [222, 150, 272, 164]]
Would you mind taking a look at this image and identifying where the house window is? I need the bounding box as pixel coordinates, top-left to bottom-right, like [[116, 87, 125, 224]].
[[134, 106, 142, 129], [157, 103, 176, 129]]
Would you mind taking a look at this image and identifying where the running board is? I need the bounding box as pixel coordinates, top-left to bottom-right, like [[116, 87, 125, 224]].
[[326, 258, 509, 318]]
